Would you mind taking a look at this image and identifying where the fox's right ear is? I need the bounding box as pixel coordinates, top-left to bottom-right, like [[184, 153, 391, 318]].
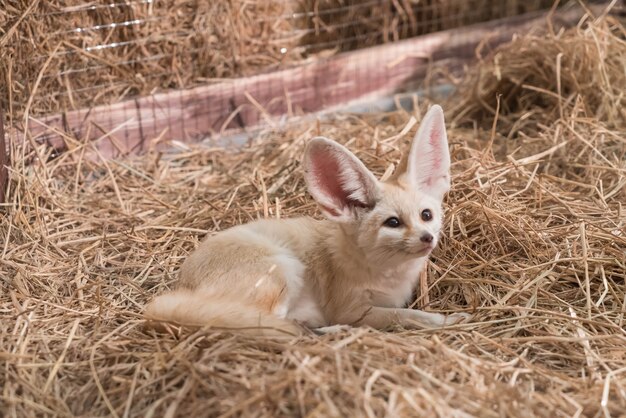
[[303, 137, 379, 222]]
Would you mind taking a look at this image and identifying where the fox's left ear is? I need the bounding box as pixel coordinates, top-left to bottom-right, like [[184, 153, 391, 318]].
[[401, 105, 451, 201]]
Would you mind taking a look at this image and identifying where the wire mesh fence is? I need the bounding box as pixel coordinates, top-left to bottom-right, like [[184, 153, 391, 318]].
[[2, 0, 560, 121], [20, 4, 600, 164]]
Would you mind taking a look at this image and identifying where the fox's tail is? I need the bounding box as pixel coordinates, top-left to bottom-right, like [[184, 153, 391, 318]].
[[144, 289, 303, 337]]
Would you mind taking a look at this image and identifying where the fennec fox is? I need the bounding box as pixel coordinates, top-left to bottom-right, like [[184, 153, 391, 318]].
[[145, 105, 469, 336]]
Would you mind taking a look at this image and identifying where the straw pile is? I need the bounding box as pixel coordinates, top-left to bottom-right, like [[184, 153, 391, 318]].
[[1, 0, 557, 120], [2, 12, 626, 418], [449, 7, 626, 135]]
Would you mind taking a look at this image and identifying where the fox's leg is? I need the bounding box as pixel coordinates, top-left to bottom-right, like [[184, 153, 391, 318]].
[[356, 307, 470, 330]]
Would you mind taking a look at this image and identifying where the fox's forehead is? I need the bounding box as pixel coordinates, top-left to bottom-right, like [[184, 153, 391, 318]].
[[377, 183, 441, 214]]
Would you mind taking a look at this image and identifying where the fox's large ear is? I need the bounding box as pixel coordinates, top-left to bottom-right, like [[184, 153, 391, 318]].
[[401, 105, 450, 200], [303, 137, 379, 222]]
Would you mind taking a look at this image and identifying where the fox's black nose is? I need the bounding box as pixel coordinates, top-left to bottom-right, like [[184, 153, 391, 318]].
[[420, 233, 433, 243]]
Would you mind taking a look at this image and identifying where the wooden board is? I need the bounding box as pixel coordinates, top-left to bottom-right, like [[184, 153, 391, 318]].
[[11, 4, 597, 160]]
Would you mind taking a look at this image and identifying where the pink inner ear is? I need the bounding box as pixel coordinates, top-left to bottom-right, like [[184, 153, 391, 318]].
[[309, 145, 372, 214], [310, 147, 351, 211], [428, 124, 443, 172]]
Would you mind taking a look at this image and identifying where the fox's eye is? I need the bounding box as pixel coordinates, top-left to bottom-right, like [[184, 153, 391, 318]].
[[383, 217, 402, 228], [421, 209, 433, 222]]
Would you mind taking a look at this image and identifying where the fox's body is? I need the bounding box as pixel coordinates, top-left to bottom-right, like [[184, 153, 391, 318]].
[[145, 106, 469, 335]]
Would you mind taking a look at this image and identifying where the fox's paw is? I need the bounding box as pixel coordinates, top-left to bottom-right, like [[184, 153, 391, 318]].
[[313, 324, 353, 335], [446, 312, 471, 325]]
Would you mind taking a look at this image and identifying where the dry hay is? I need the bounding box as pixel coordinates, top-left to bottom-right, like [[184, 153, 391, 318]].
[[301, 0, 556, 53], [0, 0, 558, 120], [449, 7, 626, 136], [2, 12, 626, 418], [1, 0, 303, 119]]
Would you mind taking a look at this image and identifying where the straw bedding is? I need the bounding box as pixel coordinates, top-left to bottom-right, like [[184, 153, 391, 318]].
[[2, 13, 626, 418], [1, 0, 556, 120]]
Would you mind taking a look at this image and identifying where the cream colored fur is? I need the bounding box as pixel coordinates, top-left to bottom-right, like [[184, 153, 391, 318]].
[[145, 105, 469, 336]]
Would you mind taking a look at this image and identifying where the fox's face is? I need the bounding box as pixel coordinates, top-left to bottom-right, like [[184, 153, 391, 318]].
[[355, 184, 444, 263], [303, 105, 450, 265]]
